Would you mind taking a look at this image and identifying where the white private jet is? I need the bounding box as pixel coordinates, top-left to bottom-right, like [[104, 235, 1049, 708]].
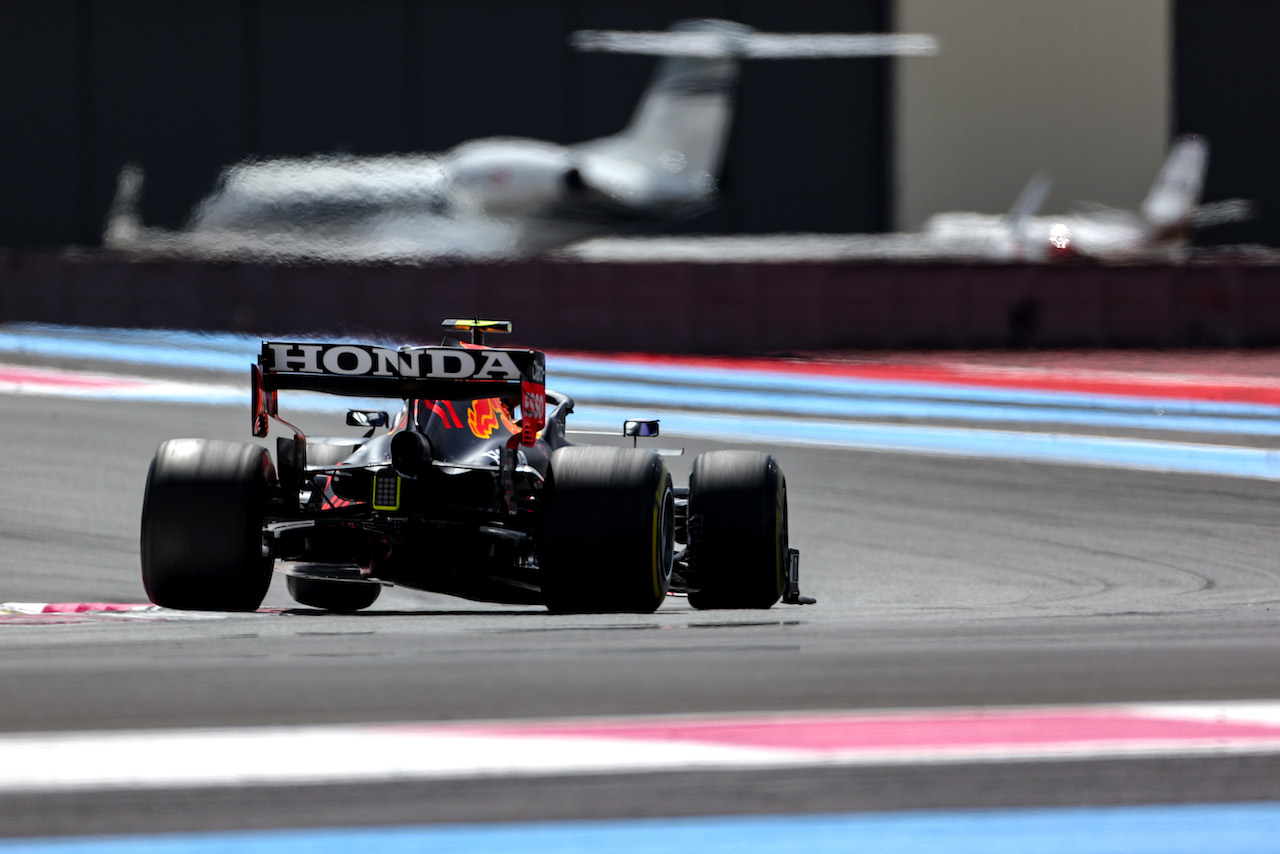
[[920, 134, 1248, 262], [566, 133, 1249, 263], [104, 19, 936, 262]]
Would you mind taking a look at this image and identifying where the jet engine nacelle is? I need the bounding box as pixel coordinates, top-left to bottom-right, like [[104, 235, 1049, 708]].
[[446, 139, 575, 217]]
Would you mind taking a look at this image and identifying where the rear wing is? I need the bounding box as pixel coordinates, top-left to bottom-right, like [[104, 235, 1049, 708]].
[[253, 341, 546, 446]]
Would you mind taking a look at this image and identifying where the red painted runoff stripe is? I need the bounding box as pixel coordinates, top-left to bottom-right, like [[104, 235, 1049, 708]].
[[559, 351, 1280, 405], [39, 602, 153, 613], [8, 353, 1280, 404], [437, 707, 1280, 753], [1, 602, 155, 614], [0, 602, 263, 624], [0, 365, 147, 390]]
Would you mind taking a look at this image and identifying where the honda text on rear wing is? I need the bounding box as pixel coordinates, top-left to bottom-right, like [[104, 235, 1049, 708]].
[[252, 337, 546, 448]]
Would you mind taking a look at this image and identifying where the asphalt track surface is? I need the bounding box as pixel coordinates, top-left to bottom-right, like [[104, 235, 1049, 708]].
[[4, 347, 1280, 842]]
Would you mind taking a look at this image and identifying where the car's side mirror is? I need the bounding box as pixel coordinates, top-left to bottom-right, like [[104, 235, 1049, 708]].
[[347, 410, 390, 434], [624, 419, 659, 438]]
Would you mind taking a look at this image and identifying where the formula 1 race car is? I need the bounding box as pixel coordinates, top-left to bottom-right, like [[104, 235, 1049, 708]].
[[140, 319, 809, 613]]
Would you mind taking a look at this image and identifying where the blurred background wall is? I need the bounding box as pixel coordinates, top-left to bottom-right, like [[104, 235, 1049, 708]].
[[0, 0, 1275, 250], [894, 1, 1169, 231]]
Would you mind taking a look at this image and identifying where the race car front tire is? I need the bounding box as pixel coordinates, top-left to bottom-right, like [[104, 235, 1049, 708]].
[[541, 446, 675, 613], [686, 450, 788, 610], [140, 438, 276, 611]]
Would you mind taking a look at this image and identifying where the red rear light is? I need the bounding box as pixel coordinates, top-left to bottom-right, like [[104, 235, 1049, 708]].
[[1047, 223, 1078, 261], [521, 380, 546, 446], [251, 364, 268, 437]]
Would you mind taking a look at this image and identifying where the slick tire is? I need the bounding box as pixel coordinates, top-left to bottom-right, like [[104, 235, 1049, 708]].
[[286, 575, 381, 612], [686, 450, 788, 610], [140, 438, 276, 611], [541, 446, 675, 614]]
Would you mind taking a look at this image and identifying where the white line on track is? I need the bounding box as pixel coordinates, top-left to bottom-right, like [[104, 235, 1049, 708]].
[[4, 701, 1280, 795]]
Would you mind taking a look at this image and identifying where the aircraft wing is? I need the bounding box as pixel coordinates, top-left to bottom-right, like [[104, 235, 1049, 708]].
[[571, 29, 938, 58]]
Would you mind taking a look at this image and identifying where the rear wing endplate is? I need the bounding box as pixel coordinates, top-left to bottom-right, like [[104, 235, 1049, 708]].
[[253, 341, 546, 446]]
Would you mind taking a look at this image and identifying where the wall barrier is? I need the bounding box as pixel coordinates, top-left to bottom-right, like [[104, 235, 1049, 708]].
[[3, 250, 1279, 353]]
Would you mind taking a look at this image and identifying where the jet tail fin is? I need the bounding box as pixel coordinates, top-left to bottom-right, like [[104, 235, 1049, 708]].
[[1140, 134, 1208, 230], [1006, 171, 1053, 229], [103, 163, 145, 247], [571, 20, 938, 201], [573, 20, 752, 189]]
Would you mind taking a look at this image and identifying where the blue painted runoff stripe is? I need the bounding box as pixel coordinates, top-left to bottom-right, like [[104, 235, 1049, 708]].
[[4, 323, 1280, 438], [7, 323, 1280, 477], [552, 353, 1280, 419], [556, 375, 1280, 437], [2, 803, 1279, 853], [0, 324, 266, 371], [576, 405, 1280, 480], [5, 322, 1279, 417]]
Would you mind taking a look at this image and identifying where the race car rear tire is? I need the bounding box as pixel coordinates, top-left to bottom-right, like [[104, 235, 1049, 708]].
[[140, 438, 276, 611], [286, 575, 381, 612], [686, 450, 787, 610], [541, 446, 675, 613]]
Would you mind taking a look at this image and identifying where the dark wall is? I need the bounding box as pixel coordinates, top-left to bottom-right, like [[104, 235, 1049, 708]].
[[1, 1, 84, 245], [90, 1, 248, 233], [0, 0, 890, 248], [1176, 0, 1280, 247], [7, 252, 1280, 352]]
